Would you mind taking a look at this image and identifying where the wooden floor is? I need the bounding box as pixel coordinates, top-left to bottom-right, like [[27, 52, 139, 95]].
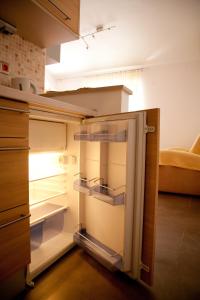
[[16, 193, 200, 300]]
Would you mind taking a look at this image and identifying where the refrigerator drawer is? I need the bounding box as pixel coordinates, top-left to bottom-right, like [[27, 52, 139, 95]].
[[0, 150, 28, 212], [0, 213, 30, 281]]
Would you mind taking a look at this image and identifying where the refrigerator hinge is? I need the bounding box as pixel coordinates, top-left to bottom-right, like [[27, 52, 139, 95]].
[[144, 125, 155, 134], [140, 263, 150, 272]]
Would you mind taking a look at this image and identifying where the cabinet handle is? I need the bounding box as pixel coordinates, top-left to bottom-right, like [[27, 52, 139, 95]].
[[0, 147, 29, 151], [0, 213, 31, 229], [0, 106, 29, 114], [48, 0, 71, 20]]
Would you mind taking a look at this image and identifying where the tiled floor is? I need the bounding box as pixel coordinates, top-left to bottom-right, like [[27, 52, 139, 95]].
[[17, 193, 200, 300], [152, 193, 200, 300]]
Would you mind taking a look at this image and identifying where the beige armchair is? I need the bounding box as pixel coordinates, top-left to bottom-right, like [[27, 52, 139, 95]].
[[159, 135, 200, 196]]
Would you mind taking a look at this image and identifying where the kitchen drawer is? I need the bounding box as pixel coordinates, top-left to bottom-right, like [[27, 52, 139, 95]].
[[0, 138, 28, 148], [0, 211, 30, 280], [0, 98, 28, 112], [0, 110, 28, 138], [0, 98, 29, 138], [35, 0, 80, 34], [0, 204, 29, 227], [0, 150, 28, 212]]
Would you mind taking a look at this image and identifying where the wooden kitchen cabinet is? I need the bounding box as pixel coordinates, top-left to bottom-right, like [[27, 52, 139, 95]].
[[35, 0, 80, 34], [0, 0, 80, 48], [0, 98, 30, 283]]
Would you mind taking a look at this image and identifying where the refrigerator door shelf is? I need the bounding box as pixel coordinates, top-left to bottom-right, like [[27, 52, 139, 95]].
[[74, 120, 128, 142], [91, 185, 125, 205], [73, 179, 91, 195], [74, 132, 91, 141], [74, 230, 122, 271], [92, 130, 127, 142], [74, 130, 127, 142], [73, 181, 125, 205]]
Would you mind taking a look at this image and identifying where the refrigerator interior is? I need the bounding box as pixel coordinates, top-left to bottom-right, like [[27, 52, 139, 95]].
[[28, 120, 80, 281], [27, 112, 146, 282]]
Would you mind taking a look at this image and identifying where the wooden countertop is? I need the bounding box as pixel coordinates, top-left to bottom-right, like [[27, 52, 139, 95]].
[[0, 85, 95, 117]]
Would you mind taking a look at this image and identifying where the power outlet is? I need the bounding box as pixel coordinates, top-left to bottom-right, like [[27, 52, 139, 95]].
[[0, 61, 9, 74]]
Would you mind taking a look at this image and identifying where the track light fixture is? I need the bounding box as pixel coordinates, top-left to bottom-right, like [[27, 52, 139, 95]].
[[80, 25, 116, 50]]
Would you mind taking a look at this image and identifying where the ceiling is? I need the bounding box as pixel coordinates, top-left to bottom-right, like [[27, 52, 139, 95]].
[[46, 0, 200, 79]]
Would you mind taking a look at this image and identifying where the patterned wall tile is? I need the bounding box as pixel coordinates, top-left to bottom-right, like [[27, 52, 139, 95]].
[[0, 33, 45, 93]]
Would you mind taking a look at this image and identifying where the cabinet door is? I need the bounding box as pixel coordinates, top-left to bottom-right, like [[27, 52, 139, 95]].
[[0, 206, 30, 281], [75, 109, 159, 286], [35, 0, 80, 34], [0, 150, 29, 212]]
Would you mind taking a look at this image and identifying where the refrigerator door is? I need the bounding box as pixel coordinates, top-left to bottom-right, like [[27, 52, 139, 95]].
[[74, 108, 159, 286]]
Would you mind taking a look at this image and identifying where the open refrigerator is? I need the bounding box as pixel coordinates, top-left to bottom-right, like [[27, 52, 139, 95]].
[[27, 108, 159, 286]]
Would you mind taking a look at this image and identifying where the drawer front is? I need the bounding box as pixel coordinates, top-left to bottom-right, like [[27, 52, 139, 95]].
[[0, 205, 29, 227], [0, 109, 28, 138], [0, 98, 28, 112], [0, 150, 28, 212], [0, 216, 30, 280], [0, 138, 28, 148]]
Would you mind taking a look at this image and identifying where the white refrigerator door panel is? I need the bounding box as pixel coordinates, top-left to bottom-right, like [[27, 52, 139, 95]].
[[77, 113, 145, 273]]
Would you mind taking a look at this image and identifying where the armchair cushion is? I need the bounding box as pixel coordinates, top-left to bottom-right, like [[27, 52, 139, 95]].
[[159, 135, 200, 196]]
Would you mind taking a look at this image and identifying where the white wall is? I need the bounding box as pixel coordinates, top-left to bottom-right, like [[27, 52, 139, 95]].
[[142, 60, 200, 149], [45, 71, 57, 92], [45, 61, 200, 149]]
